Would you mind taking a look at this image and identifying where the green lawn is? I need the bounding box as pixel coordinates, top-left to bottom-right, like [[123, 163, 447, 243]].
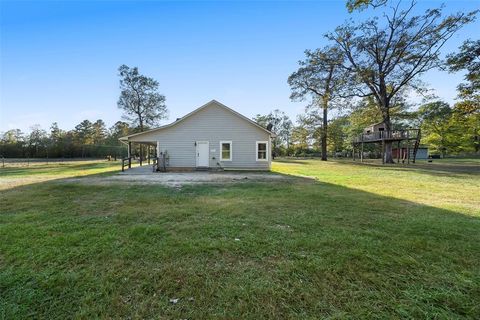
[[1, 159, 479, 319]]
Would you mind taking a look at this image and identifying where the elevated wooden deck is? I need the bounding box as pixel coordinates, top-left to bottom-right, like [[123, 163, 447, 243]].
[[354, 129, 420, 144], [353, 128, 422, 164]]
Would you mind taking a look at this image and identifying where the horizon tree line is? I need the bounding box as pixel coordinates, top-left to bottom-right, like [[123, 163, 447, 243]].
[[2, 93, 477, 159]]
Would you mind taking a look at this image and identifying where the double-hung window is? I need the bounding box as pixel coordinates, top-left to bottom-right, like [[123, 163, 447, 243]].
[[256, 141, 268, 161], [220, 141, 232, 161]]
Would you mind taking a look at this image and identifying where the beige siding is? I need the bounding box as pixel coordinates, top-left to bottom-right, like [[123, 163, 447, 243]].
[[129, 102, 271, 169]]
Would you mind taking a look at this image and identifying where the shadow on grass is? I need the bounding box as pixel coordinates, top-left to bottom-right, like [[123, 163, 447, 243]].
[[1, 165, 479, 319], [298, 157, 480, 177], [273, 158, 312, 165]]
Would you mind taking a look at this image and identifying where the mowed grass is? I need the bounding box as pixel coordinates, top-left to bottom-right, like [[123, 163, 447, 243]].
[[273, 158, 480, 215], [0, 160, 122, 190], [1, 159, 479, 319]]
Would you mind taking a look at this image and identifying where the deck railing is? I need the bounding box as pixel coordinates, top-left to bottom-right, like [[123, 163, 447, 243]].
[[354, 129, 420, 143]]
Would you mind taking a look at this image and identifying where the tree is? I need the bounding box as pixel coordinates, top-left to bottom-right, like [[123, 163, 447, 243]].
[[447, 39, 480, 102], [74, 120, 94, 145], [327, 1, 477, 163], [92, 119, 107, 144], [417, 101, 453, 157], [49, 122, 66, 158], [28, 125, 48, 157], [451, 101, 480, 154], [296, 106, 323, 151], [348, 97, 383, 134], [446, 39, 480, 155], [50, 122, 64, 143], [288, 46, 346, 161], [0, 122, 131, 159], [117, 65, 167, 131], [253, 110, 293, 157], [1, 129, 24, 145], [327, 116, 350, 155], [1, 129, 25, 158], [290, 126, 310, 155], [108, 121, 131, 145], [346, 0, 387, 12]]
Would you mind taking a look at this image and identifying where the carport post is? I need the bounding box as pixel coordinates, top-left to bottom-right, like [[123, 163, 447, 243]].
[[127, 142, 132, 168]]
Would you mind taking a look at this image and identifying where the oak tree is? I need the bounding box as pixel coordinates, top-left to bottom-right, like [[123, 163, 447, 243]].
[[327, 1, 477, 163]]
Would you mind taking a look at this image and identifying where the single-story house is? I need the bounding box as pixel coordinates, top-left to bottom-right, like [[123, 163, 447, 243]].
[[119, 100, 275, 170]]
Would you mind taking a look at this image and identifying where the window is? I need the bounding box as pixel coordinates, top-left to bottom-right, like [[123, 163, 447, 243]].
[[256, 141, 268, 161], [220, 141, 232, 161]]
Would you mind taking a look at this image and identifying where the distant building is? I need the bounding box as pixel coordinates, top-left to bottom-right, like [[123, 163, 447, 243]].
[[392, 146, 429, 160], [363, 122, 386, 134]]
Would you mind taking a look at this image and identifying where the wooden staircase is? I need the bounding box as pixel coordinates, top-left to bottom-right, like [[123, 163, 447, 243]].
[[411, 129, 421, 163]]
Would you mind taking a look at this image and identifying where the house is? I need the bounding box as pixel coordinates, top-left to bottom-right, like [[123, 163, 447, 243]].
[[119, 100, 274, 171], [363, 122, 386, 134]]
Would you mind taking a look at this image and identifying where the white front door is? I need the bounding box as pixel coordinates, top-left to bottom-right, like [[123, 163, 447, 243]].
[[196, 141, 209, 167]]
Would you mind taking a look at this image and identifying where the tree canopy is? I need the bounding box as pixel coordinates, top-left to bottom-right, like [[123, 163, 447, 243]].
[[447, 39, 480, 111], [288, 46, 347, 160], [254, 110, 293, 157], [346, 0, 387, 12], [117, 65, 167, 132], [326, 1, 477, 162]]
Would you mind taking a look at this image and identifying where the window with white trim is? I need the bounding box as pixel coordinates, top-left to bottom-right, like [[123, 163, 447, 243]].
[[220, 141, 232, 161], [256, 141, 268, 161]]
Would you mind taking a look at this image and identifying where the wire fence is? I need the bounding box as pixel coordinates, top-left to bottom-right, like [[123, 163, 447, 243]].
[[0, 157, 120, 168], [0, 144, 128, 160]]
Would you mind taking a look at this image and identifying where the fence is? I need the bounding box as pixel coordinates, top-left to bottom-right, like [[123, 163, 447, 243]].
[[0, 144, 128, 160], [0, 157, 118, 168]]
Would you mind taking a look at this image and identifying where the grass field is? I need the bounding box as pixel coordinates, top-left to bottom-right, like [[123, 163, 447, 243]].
[[1, 159, 479, 319]]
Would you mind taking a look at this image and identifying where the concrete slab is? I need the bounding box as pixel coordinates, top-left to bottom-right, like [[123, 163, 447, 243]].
[[73, 166, 296, 188], [119, 165, 155, 175]]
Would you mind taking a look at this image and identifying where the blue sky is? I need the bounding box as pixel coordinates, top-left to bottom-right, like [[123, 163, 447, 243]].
[[1, 0, 479, 133]]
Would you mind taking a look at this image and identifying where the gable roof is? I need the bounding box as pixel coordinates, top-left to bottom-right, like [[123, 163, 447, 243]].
[[119, 100, 274, 141]]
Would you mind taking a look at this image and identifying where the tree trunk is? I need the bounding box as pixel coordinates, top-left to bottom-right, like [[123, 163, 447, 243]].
[[381, 106, 395, 164], [321, 105, 328, 161], [383, 119, 394, 163], [384, 142, 394, 163]]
